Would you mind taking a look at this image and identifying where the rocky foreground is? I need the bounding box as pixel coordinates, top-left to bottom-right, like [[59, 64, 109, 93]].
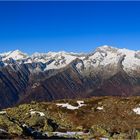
[[0, 97, 140, 139]]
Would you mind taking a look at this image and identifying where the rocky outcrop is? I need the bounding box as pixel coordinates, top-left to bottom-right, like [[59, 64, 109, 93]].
[[0, 97, 140, 139]]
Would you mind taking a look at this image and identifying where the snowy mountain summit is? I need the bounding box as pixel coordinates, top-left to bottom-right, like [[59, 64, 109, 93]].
[[1, 50, 27, 61], [0, 45, 140, 108], [0, 45, 140, 75]]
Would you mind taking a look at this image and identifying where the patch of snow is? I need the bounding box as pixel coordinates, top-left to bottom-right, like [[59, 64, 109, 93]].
[[56, 103, 79, 110], [97, 106, 104, 110], [30, 111, 45, 116], [0, 128, 7, 133], [100, 138, 109, 140], [0, 111, 6, 115], [28, 109, 45, 116], [22, 124, 28, 127], [45, 131, 89, 137], [56, 100, 86, 110], [24, 58, 33, 64], [76, 62, 83, 70], [133, 106, 140, 115], [77, 100, 85, 107]]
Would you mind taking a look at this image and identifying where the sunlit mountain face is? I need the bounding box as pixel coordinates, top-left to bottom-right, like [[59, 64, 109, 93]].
[[0, 46, 140, 109]]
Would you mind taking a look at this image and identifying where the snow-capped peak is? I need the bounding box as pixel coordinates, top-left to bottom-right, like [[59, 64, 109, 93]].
[[0, 51, 12, 57], [96, 45, 118, 52], [98, 45, 111, 49], [0, 46, 140, 75], [2, 50, 28, 61]]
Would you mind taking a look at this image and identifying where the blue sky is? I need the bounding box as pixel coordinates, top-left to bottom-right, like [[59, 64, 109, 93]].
[[0, 1, 140, 54]]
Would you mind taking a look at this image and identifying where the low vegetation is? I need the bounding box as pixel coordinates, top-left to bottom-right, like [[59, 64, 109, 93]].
[[0, 96, 140, 139]]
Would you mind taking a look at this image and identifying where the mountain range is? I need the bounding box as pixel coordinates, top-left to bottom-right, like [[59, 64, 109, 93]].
[[0, 45, 140, 109]]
